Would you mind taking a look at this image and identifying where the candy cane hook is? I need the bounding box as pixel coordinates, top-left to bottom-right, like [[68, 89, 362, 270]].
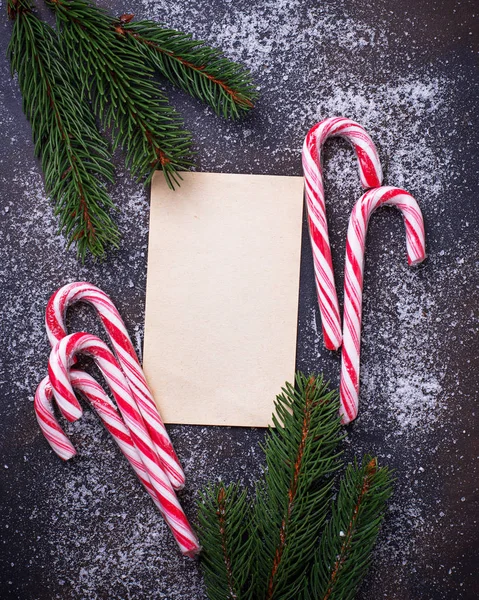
[[302, 117, 383, 351], [48, 332, 200, 557], [45, 281, 185, 491], [35, 375, 76, 461], [340, 187, 426, 424]]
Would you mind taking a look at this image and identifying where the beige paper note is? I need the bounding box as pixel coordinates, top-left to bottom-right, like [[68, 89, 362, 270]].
[[144, 171, 304, 427]]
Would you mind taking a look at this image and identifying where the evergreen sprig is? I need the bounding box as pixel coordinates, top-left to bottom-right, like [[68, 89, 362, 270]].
[[254, 375, 343, 600], [116, 16, 257, 119], [7, 0, 256, 257], [306, 457, 392, 600], [197, 373, 392, 600], [7, 0, 118, 259], [47, 0, 191, 188], [197, 483, 254, 600]]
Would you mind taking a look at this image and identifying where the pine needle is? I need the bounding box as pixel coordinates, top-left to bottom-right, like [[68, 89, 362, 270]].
[[254, 374, 343, 600], [305, 456, 393, 600], [198, 483, 254, 600], [47, 0, 192, 188], [7, 0, 118, 259], [7, 0, 257, 256], [197, 374, 392, 600], [115, 16, 257, 119]]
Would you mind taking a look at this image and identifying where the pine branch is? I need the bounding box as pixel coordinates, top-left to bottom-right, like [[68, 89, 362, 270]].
[[197, 374, 392, 599], [197, 483, 254, 600], [47, 0, 192, 187], [7, 0, 118, 259], [115, 15, 257, 119], [305, 456, 393, 600], [254, 374, 343, 600]]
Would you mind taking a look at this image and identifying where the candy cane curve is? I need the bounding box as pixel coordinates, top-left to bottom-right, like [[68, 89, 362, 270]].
[[45, 281, 185, 491], [35, 371, 166, 511], [340, 186, 426, 424], [35, 375, 76, 461], [48, 332, 200, 557], [302, 117, 383, 351]]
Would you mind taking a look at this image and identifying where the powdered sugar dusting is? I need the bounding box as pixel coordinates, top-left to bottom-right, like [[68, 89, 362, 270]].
[[1, 0, 477, 598]]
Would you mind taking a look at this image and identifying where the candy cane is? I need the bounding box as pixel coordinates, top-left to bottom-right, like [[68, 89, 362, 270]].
[[302, 117, 383, 351], [35, 375, 76, 461], [45, 282, 184, 491], [34, 371, 165, 511], [48, 332, 200, 557], [340, 187, 426, 424]]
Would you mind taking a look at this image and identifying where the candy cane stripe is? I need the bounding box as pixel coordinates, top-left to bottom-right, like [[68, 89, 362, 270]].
[[302, 117, 383, 350], [35, 372, 167, 513], [48, 333, 200, 556], [339, 187, 426, 423], [45, 282, 185, 490]]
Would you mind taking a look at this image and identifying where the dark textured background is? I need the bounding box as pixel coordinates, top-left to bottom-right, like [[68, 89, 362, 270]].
[[0, 0, 478, 598]]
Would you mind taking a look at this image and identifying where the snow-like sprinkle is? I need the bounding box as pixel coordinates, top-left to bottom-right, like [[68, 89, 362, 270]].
[[1, 0, 476, 598]]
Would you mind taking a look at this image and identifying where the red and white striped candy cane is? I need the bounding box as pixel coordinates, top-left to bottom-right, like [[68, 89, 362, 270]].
[[302, 117, 383, 351], [35, 375, 76, 461], [48, 332, 200, 557], [45, 282, 184, 491], [35, 371, 164, 511], [340, 187, 426, 424]]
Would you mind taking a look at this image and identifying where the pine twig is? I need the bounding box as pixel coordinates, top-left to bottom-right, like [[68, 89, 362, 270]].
[[115, 15, 257, 119], [254, 374, 343, 600], [197, 483, 254, 600], [7, 0, 118, 259], [305, 456, 393, 600], [47, 0, 192, 188], [197, 374, 392, 600]]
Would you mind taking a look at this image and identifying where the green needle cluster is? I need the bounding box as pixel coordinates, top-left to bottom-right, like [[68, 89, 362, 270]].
[[198, 483, 254, 600], [7, 0, 256, 259], [197, 373, 393, 600], [8, 0, 118, 259], [117, 16, 257, 120], [48, 0, 192, 189]]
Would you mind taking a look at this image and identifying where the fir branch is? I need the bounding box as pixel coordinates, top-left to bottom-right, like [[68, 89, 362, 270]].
[[305, 456, 393, 600], [198, 374, 392, 599], [115, 15, 257, 119], [254, 374, 343, 600], [47, 0, 192, 187], [197, 483, 253, 600], [7, 0, 118, 259]]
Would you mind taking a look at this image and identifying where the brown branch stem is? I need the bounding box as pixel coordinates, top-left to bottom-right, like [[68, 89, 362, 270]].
[[116, 24, 254, 109], [266, 376, 316, 599], [321, 458, 378, 600], [21, 9, 95, 242], [216, 485, 238, 600]]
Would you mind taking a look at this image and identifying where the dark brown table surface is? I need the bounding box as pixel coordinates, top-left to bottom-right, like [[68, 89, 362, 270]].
[[1, 1, 478, 598]]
